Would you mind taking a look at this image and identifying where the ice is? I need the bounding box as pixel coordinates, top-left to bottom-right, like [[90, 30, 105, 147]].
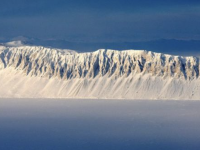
[[0, 45, 200, 99]]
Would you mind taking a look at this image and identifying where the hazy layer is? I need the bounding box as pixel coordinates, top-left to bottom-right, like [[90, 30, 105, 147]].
[[0, 99, 200, 150]]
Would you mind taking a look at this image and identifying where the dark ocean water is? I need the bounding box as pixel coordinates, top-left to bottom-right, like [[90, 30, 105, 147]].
[[0, 99, 200, 150]]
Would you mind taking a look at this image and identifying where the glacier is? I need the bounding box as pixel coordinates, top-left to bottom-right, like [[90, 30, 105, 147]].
[[0, 44, 200, 99]]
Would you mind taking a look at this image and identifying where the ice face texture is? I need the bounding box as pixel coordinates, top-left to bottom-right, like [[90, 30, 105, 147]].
[[0, 46, 199, 79], [0, 45, 199, 99]]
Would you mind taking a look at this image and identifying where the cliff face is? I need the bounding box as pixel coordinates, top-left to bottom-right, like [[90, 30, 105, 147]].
[[0, 45, 200, 99], [0, 46, 199, 80]]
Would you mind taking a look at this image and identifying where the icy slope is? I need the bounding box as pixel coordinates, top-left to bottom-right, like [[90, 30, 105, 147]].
[[0, 46, 200, 99]]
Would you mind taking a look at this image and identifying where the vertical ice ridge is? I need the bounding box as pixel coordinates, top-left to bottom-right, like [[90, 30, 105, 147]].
[[0, 46, 199, 80]]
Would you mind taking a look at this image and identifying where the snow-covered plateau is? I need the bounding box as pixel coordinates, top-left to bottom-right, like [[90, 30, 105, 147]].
[[0, 44, 200, 99]]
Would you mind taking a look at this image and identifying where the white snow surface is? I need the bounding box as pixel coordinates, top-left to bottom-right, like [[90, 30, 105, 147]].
[[0, 45, 200, 99], [3, 40, 25, 47]]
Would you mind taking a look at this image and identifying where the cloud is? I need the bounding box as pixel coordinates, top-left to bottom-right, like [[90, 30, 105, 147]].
[[0, 0, 200, 44], [1, 0, 200, 17]]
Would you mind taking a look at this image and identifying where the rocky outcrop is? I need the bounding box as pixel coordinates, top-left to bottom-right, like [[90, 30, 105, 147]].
[[0, 45, 200, 99], [0, 46, 199, 80]]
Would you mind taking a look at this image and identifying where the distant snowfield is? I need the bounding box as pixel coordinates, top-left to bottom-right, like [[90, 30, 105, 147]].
[[0, 44, 200, 99]]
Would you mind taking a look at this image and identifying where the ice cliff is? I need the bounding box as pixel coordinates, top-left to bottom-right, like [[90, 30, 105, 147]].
[[0, 45, 199, 99]]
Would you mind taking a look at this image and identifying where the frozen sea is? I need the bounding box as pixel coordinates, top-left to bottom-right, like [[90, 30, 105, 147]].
[[0, 99, 200, 150]]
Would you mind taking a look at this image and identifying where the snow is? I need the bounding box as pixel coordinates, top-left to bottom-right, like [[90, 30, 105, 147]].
[[3, 40, 25, 47], [0, 45, 200, 99]]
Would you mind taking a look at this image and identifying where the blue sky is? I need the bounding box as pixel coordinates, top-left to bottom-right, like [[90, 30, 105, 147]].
[[1, 0, 200, 54]]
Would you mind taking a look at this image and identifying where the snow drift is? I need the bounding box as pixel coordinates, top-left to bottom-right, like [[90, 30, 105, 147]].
[[0, 45, 200, 99]]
